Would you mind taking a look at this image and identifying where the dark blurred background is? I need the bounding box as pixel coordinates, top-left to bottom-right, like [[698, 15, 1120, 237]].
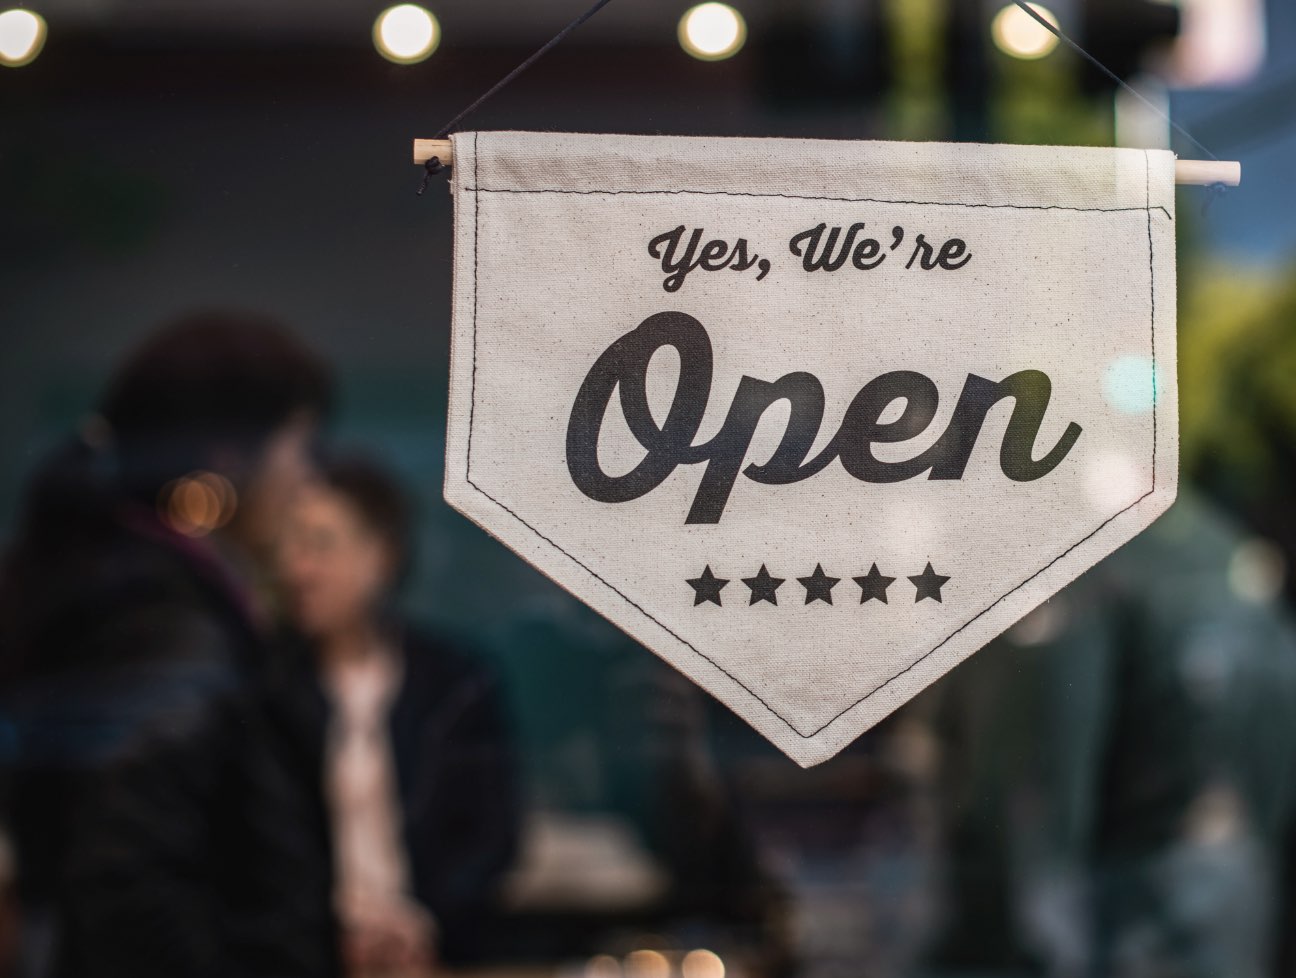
[[3, 1, 1296, 976]]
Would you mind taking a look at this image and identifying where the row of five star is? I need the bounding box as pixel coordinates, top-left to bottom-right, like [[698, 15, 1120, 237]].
[[686, 562, 950, 606]]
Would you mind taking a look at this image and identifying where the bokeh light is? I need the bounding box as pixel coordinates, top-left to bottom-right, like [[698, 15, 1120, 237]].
[[160, 471, 237, 537], [624, 949, 671, 978], [1083, 452, 1143, 512], [373, 3, 440, 65], [0, 8, 46, 67], [1006, 597, 1070, 647], [585, 955, 623, 978], [1103, 354, 1162, 414], [678, 2, 746, 62], [682, 948, 726, 978], [1228, 538, 1286, 605], [991, 3, 1060, 60]]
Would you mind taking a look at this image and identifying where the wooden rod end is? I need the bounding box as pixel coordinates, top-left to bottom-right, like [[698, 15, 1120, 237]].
[[1175, 159, 1241, 187], [414, 138, 454, 165]]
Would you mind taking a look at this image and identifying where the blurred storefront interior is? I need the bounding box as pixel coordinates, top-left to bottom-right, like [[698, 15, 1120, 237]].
[[3, 1, 1296, 977]]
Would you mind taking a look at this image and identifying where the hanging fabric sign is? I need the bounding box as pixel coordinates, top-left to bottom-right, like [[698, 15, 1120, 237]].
[[444, 131, 1177, 767]]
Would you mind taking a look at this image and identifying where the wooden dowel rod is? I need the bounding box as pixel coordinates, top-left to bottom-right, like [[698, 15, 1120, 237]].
[[414, 139, 454, 164], [413, 138, 1240, 187], [1174, 159, 1241, 187]]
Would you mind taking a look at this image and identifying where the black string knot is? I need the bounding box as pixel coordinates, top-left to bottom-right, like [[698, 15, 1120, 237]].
[[414, 0, 618, 197], [416, 156, 451, 197], [1201, 181, 1228, 217]]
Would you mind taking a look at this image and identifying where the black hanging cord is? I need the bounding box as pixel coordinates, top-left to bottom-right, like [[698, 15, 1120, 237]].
[[416, 0, 1226, 198], [417, 0, 619, 194], [1011, 0, 1220, 162]]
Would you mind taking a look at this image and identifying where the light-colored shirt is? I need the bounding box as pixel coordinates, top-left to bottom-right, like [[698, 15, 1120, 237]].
[[323, 650, 410, 912]]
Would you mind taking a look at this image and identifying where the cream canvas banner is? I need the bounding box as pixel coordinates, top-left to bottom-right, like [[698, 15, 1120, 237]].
[[444, 131, 1177, 767]]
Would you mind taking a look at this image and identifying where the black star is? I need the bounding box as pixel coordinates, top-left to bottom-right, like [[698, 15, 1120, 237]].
[[798, 563, 840, 604], [909, 562, 951, 603], [743, 564, 785, 606], [853, 563, 895, 604], [686, 565, 728, 607]]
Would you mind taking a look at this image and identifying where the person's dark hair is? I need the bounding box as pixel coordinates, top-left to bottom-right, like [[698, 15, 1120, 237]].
[[318, 452, 415, 588], [99, 309, 333, 500], [0, 311, 332, 684]]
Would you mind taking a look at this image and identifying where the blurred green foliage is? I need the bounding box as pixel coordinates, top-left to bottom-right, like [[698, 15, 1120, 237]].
[[991, 48, 1112, 147], [884, 0, 949, 141], [1180, 264, 1296, 499]]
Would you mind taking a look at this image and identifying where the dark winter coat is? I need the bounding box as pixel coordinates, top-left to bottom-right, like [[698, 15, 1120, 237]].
[[0, 439, 518, 977]]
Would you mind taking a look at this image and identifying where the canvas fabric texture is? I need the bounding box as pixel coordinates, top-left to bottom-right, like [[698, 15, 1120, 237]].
[[444, 131, 1178, 767]]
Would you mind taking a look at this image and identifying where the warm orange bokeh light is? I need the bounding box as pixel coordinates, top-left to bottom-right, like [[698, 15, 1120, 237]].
[[160, 471, 237, 537]]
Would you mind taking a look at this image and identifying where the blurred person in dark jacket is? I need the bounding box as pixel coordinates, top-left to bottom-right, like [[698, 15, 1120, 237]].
[[923, 493, 1296, 978], [0, 823, 17, 977], [275, 453, 519, 974], [0, 310, 334, 977]]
